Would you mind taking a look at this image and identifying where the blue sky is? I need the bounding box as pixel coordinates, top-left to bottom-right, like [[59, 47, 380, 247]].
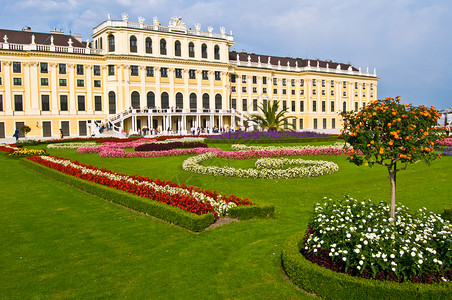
[[1, 0, 451, 109]]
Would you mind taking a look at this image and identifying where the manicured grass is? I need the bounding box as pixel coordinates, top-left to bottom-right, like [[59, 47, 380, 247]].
[[1, 142, 451, 299]]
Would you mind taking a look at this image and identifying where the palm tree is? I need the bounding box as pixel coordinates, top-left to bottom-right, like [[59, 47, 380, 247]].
[[249, 100, 293, 131]]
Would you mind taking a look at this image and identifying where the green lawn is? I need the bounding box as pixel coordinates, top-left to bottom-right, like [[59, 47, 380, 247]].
[[1, 143, 451, 299]]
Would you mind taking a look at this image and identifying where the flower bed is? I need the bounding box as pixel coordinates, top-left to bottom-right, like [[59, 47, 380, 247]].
[[135, 141, 208, 152], [182, 153, 339, 179], [10, 149, 48, 156], [209, 130, 331, 140], [436, 138, 452, 146], [302, 196, 451, 283], [25, 156, 253, 218], [439, 147, 452, 156], [231, 142, 347, 151], [0, 144, 20, 153], [47, 142, 98, 149]]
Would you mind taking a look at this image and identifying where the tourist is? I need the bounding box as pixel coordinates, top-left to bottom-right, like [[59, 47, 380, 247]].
[[13, 129, 19, 141], [446, 123, 451, 136], [59, 128, 64, 139]]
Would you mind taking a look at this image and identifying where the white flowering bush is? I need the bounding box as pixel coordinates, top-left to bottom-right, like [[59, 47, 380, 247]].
[[182, 153, 339, 179], [303, 196, 452, 283], [47, 142, 98, 149], [231, 142, 347, 151]]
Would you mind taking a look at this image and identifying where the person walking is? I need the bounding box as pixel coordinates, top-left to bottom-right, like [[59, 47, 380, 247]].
[[446, 123, 451, 136], [13, 129, 19, 142], [60, 128, 64, 139]]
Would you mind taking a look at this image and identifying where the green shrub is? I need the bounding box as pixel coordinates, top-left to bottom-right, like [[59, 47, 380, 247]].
[[21, 159, 215, 231], [228, 204, 274, 220], [16, 139, 39, 146], [281, 231, 452, 300], [443, 206, 452, 221]]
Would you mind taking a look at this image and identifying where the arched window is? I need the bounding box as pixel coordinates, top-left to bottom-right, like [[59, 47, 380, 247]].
[[189, 93, 197, 110], [131, 91, 140, 108], [108, 91, 116, 114], [108, 34, 115, 52], [161, 92, 169, 109], [174, 40, 181, 56], [215, 94, 222, 109], [202, 93, 210, 109], [160, 38, 167, 55], [176, 92, 183, 109], [201, 43, 207, 58], [342, 101, 347, 112], [214, 45, 220, 60], [188, 42, 195, 58], [130, 35, 137, 53], [145, 37, 152, 54], [147, 91, 155, 108]]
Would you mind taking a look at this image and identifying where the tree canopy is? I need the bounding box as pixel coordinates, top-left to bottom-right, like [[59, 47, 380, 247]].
[[341, 97, 442, 219]]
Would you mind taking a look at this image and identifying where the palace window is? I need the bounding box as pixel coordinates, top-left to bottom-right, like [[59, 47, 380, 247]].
[[230, 74, 236, 83], [201, 43, 208, 58], [273, 78, 277, 85], [108, 34, 115, 52], [242, 98, 247, 111], [323, 118, 327, 129], [160, 67, 168, 78], [312, 79, 317, 87], [13, 78, 22, 85], [370, 83, 374, 90], [331, 80, 334, 88], [262, 76, 267, 84], [262, 87, 267, 94], [77, 79, 84, 87], [253, 99, 258, 111], [313, 118, 318, 129], [291, 79, 295, 87], [14, 95, 23, 111], [343, 91, 347, 97], [291, 100, 296, 112], [214, 71, 221, 80], [299, 118, 304, 129], [363, 82, 366, 89], [40, 62, 48, 73], [242, 86, 247, 93], [76, 64, 84, 75], [300, 79, 304, 87], [214, 45, 220, 60], [322, 100, 326, 112], [242, 75, 247, 83], [0, 95, 3, 111], [41, 95, 50, 111], [189, 69, 196, 79], [300, 90, 304, 95], [322, 90, 326, 96], [282, 89, 286, 95], [160, 39, 167, 55], [332, 118, 336, 129], [145, 37, 152, 54], [283, 100, 287, 110], [282, 78, 287, 86], [146, 66, 154, 77], [130, 35, 137, 53], [175, 68, 182, 78], [130, 65, 139, 76], [231, 86, 236, 92], [41, 78, 49, 86], [312, 89, 317, 95], [94, 96, 102, 111], [355, 82, 358, 89], [202, 70, 208, 80], [312, 100, 317, 112], [355, 92, 358, 97], [59, 79, 67, 86], [231, 98, 236, 110], [331, 90, 335, 96], [343, 81, 347, 88], [13, 62, 21, 73], [188, 42, 195, 57], [300, 100, 305, 112], [77, 95, 85, 111], [175, 40, 181, 56], [322, 79, 325, 87], [59, 64, 66, 74], [273, 88, 277, 94], [93, 65, 101, 76], [252, 76, 257, 84], [355, 102, 358, 111], [108, 65, 115, 76], [331, 101, 335, 112], [252, 87, 257, 93], [94, 80, 101, 88], [60, 95, 68, 111]]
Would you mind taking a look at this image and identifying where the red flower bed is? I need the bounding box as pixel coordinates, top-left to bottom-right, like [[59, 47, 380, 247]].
[[0, 145, 18, 153], [26, 156, 253, 218]]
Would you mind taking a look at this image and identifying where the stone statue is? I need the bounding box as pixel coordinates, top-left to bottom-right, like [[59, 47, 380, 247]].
[[248, 55, 251, 62], [208, 26, 213, 33], [68, 38, 73, 47], [3, 35, 8, 43], [169, 16, 186, 28], [268, 57, 271, 64], [31, 34, 35, 44], [195, 23, 201, 31], [122, 13, 128, 22], [220, 26, 225, 35], [51, 36, 54, 45], [138, 16, 145, 24], [258, 56, 261, 63]]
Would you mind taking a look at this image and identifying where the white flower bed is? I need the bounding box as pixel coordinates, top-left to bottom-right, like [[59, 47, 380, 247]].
[[304, 196, 452, 281], [231, 142, 347, 151], [47, 142, 98, 149], [39, 156, 237, 216], [182, 153, 339, 179]]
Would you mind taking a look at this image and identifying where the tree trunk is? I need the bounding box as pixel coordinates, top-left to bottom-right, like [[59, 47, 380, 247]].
[[389, 170, 396, 220]]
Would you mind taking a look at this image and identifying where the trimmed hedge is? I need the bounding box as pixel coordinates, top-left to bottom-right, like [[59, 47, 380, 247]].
[[21, 158, 215, 231], [20, 158, 274, 231], [443, 206, 452, 221], [205, 136, 339, 144], [281, 231, 451, 300], [227, 204, 274, 220], [135, 141, 207, 152]]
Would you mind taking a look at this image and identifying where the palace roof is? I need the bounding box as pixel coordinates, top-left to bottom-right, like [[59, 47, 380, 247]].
[[0, 29, 86, 48]]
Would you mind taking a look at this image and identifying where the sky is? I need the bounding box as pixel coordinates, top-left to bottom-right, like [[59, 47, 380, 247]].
[[1, 0, 451, 109]]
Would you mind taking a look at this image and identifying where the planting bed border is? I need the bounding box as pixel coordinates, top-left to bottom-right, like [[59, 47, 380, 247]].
[[20, 158, 274, 232], [206, 136, 339, 144], [281, 231, 451, 300]]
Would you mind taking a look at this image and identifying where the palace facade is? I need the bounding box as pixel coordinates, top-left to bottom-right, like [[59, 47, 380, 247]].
[[0, 14, 378, 138]]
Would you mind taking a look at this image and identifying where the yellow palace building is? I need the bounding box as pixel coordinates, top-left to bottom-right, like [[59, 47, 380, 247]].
[[0, 14, 378, 139]]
